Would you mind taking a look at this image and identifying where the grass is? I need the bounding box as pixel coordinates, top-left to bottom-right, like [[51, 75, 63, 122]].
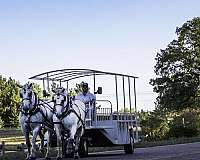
[[0, 136, 25, 144], [0, 128, 22, 138], [2, 151, 26, 160]]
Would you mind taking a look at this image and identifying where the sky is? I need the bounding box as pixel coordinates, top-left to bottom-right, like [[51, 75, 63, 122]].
[[0, 0, 199, 111]]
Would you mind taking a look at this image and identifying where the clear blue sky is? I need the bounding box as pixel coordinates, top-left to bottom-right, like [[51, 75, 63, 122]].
[[0, 0, 199, 110]]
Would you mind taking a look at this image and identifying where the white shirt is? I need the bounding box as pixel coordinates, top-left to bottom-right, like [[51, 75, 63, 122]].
[[75, 92, 96, 104]]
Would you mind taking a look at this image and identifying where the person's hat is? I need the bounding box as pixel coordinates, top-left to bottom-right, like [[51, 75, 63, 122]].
[[81, 82, 88, 88]]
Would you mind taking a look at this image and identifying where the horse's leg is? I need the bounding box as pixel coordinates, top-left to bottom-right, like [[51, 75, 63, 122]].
[[30, 126, 41, 159], [73, 135, 80, 159], [69, 125, 79, 159], [74, 127, 84, 159], [24, 130, 31, 160], [44, 130, 51, 160], [54, 124, 63, 160], [38, 128, 45, 155], [20, 115, 31, 160]]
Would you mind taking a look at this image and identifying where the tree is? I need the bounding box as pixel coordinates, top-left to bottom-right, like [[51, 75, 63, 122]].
[[118, 107, 134, 113], [150, 17, 200, 111], [139, 109, 170, 141], [31, 82, 43, 98], [68, 81, 87, 96], [0, 76, 21, 127], [168, 108, 200, 137]]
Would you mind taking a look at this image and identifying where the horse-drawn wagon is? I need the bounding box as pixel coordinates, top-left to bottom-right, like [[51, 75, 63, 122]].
[[28, 69, 140, 158]]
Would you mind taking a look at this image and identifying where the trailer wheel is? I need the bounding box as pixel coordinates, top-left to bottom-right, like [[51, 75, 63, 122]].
[[78, 139, 88, 157], [124, 138, 134, 154]]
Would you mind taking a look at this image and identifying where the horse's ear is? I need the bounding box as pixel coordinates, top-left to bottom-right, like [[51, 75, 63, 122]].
[[52, 89, 55, 93], [62, 88, 65, 93], [52, 96, 55, 102], [30, 83, 32, 88], [17, 84, 23, 88], [27, 82, 32, 89], [20, 92, 23, 98]]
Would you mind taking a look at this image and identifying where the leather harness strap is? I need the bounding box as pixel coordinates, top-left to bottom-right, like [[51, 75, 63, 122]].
[[57, 100, 86, 130], [21, 92, 54, 130]]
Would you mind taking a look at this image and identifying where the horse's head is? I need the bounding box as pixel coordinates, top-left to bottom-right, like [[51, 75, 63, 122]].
[[20, 82, 36, 114], [52, 87, 69, 119]]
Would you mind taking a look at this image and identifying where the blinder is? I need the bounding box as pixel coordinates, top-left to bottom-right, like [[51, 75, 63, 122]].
[[20, 92, 23, 98], [53, 93, 67, 104], [63, 95, 66, 102], [52, 96, 55, 102]]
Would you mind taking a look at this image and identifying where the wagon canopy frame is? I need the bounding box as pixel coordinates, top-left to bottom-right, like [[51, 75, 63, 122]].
[[29, 68, 138, 113], [29, 69, 138, 82]]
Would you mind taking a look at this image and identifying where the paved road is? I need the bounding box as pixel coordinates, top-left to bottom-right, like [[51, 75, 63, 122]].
[[38, 142, 200, 160]]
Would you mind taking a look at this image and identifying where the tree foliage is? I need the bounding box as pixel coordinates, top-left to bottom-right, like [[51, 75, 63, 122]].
[[139, 110, 170, 141], [150, 17, 200, 110], [0, 76, 21, 127], [31, 82, 43, 98], [68, 81, 88, 96], [139, 108, 200, 141], [168, 108, 200, 137]]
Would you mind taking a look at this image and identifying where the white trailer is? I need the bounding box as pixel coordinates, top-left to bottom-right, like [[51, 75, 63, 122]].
[[29, 69, 140, 157]]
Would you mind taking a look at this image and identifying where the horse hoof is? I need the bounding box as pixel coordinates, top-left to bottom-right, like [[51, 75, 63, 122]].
[[56, 157, 62, 160], [74, 155, 79, 159], [65, 153, 74, 158], [40, 148, 45, 154], [45, 157, 51, 160], [35, 145, 39, 151]]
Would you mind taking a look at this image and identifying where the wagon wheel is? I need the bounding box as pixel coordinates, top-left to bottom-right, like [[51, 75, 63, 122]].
[[124, 137, 134, 154], [124, 128, 135, 154], [78, 138, 88, 157]]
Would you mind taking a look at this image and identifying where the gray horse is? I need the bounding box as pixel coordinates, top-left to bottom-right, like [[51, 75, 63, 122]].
[[19, 82, 54, 160], [52, 87, 86, 160]]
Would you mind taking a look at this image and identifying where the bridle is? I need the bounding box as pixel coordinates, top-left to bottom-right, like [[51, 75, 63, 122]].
[[53, 92, 86, 131], [53, 93, 71, 119], [20, 91, 39, 116]]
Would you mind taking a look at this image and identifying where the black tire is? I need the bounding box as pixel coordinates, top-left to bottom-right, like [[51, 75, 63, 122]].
[[124, 138, 134, 154], [78, 139, 88, 158]]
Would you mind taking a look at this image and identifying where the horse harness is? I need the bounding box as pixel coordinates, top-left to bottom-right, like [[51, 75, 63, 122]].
[[20, 92, 54, 130], [54, 96, 86, 130]]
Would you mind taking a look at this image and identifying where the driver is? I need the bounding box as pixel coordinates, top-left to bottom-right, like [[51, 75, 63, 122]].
[[75, 82, 96, 123], [75, 82, 96, 105]]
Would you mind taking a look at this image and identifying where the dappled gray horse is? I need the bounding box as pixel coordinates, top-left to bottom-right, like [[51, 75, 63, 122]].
[[19, 82, 54, 160], [52, 87, 86, 160]]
